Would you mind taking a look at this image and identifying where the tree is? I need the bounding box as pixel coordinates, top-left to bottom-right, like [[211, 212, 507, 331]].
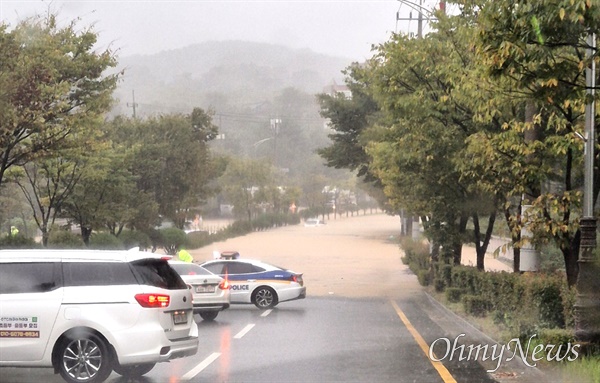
[[219, 158, 274, 221], [7, 151, 84, 246], [128, 110, 221, 229], [363, 11, 507, 270], [457, 0, 600, 285], [0, 14, 119, 188], [317, 63, 382, 182]]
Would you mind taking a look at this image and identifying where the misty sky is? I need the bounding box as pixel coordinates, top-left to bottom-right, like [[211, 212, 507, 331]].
[[0, 0, 441, 60]]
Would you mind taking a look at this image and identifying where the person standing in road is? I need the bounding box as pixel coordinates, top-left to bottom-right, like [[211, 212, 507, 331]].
[[177, 247, 193, 263]]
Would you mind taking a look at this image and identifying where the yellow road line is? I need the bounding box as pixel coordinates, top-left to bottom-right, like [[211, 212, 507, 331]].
[[390, 299, 458, 383]]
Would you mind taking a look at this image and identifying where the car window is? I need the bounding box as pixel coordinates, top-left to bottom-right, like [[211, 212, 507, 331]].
[[0, 262, 61, 294], [202, 262, 226, 274], [225, 262, 258, 274], [171, 263, 213, 275], [63, 261, 138, 287], [131, 259, 187, 289]]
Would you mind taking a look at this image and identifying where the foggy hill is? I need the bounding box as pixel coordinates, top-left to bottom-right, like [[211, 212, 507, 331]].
[[112, 40, 353, 117]]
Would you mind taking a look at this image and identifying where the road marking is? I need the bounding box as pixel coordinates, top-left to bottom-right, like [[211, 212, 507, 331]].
[[182, 352, 221, 381], [261, 309, 272, 317], [234, 324, 255, 339], [390, 299, 458, 383]]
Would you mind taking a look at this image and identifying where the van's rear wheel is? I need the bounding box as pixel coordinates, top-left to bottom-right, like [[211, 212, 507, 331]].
[[199, 311, 219, 321], [113, 362, 155, 377], [57, 330, 113, 383]]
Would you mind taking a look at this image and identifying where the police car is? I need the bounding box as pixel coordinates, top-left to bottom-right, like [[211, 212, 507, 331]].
[[168, 260, 230, 321], [200, 259, 306, 309]]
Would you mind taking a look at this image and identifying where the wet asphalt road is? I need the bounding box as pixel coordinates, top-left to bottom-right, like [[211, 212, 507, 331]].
[[2, 215, 545, 383], [1, 295, 498, 383]]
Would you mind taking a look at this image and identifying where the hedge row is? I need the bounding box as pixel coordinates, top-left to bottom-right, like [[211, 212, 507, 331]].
[[400, 238, 576, 342], [0, 212, 301, 255]]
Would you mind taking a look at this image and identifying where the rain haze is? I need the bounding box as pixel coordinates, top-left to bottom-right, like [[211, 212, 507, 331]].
[[0, 0, 441, 61]]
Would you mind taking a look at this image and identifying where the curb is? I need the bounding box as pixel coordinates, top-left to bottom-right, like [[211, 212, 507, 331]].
[[421, 291, 558, 383]]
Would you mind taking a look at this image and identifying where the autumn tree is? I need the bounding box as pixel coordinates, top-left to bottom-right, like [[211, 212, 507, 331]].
[[456, 0, 600, 285]]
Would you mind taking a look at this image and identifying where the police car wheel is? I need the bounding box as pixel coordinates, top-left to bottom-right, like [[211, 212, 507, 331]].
[[199, 311, 219, 321], [57, 330, 113, 383], [252, 286, 278, 309]]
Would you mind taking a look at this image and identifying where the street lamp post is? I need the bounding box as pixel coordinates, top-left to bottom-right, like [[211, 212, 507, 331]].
[[575, 31, 599, 344]]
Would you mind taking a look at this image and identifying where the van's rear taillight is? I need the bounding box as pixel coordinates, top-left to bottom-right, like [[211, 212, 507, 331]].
[[135, 293, 170, 308]]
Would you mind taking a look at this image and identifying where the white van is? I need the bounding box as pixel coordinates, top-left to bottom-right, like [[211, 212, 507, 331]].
[[0, 249, 199, 383]]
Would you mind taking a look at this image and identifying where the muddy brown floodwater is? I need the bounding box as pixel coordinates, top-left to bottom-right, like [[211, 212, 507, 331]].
[[188, 213, 423, 299], [188, 213, 511, 299]]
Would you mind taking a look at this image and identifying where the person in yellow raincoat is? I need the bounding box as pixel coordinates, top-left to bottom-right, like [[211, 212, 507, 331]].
[[177, 248, 193, 263]]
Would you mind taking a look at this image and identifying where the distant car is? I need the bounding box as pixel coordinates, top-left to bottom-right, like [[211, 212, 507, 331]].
[[304, 218, 325, 227], [219, 251, 240, 260], [169, 261, 230, 321], [200, 259, 306, 309]]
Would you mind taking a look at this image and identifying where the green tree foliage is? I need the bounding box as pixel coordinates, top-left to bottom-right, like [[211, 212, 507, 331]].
[[360, 12, 505, 269], [219, 157, 274, 221], [124, 109, 221, 229], [454, 0, 600, 285], [317, 64, 381, 181], [7, 152, 85, 247], [0, 14, 119, 188]]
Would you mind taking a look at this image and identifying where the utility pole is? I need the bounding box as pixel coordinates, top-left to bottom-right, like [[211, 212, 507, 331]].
[[127, 90, 138, 119], [395, 0, 441, 241], [575, 32, 599, 344], [396, 0, 442, 39], [270, 118, 281, 167], [417, 0, 423, 39]]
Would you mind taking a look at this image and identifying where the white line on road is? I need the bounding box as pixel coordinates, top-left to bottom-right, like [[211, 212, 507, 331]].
[[234, 324, 255, 339], [182, 352, 221, 381], [260, 309, 273, 317]]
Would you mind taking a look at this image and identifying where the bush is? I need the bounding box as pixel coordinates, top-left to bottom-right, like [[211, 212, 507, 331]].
[[144, 228, 163, 251], [400, 238, 430, 271], [536, 328, 576, 348], [462, 294, 489, 317], [186, 230, 211, 249], [561, 284, 577, 329], [417, 270, 431, 286], [433, 278, 445, 292], [0, 235, 41, 249], [225, 220, 253, 237], [522, 273, 566, 328], [118, 230, 152, 251], [160, 227, 187, 255], [89, 232, 124, 250], [445, 287, 463, 303], [446, 267, 575, 338], [439, 263, 452, 287], [48, 230, 84, 249]]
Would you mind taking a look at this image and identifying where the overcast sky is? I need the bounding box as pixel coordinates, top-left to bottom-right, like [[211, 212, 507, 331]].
[[0, 0, 442, 60]]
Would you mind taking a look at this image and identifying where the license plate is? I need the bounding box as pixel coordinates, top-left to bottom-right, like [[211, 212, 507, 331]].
[[172, 311, 187, 324], [196, 285, 215, 293]]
